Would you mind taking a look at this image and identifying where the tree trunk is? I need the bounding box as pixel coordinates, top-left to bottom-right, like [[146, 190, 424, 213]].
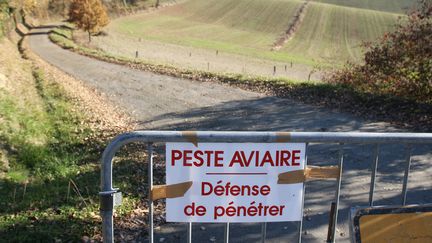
[[63, 0, 67, 18], [156, 0, 160, 8], [88, 31, 91, 43]]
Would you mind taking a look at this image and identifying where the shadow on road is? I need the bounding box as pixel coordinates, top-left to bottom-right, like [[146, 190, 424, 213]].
[[123, 97, 432, 242], [137, 96, 392, 133]]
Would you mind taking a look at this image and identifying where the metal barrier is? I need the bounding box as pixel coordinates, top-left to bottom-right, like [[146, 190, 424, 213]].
[[99, 131, 432, 243]]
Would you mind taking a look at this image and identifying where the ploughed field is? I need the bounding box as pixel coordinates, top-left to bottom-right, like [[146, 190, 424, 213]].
[[90, 0, 411, 79]]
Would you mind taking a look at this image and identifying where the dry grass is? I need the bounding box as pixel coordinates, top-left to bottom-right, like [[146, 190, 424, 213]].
[[0, 36, 43, 108], [86, 29, 322, 81]]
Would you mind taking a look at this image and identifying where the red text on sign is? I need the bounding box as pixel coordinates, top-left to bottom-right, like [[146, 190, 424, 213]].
[[201, 181, 271, 196], [171, 150, 224, 167], [229, 150, 301, 167]]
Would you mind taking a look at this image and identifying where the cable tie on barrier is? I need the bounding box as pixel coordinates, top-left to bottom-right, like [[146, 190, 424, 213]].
[[151, 181, 193, 200], [278, 166, 340, 184], [99, 189, 122, 211]]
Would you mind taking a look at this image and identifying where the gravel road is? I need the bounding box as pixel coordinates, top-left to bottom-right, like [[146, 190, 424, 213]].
[[28, 26, 432, 243]]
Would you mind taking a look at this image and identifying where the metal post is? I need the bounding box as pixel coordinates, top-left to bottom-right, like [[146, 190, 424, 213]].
[[224, 223, 230, 243], [187, 223, 192, 243], [260, 222, 267, 243], [148, 143, 154, 243], [368, 144, 379, 206], [331, 144, 344, 242], [101, 208, 114, 242], [326, 202, 336, 242], [100, 135, 125, 243], [401, 145, 412, 206], [298, 143, 309, 243]]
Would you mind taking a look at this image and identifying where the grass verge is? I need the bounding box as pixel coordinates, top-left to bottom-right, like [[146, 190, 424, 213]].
[[0, 34, 140, 241], [49, 25, 431, 131], [0, 66, 100, 241]]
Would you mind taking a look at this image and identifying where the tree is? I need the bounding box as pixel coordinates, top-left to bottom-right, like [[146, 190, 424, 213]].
[[68, 0, 109, 42], [8, 0, 38, 22]]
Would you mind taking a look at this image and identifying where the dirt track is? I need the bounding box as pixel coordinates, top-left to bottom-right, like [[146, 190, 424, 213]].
[[28, 26, 432, 243]]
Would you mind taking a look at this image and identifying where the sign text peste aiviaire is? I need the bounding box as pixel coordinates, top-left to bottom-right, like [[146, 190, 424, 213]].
[[166, 143, 305, 222]]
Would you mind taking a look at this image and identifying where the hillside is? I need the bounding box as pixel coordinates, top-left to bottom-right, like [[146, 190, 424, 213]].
[[103, 0, 405, 67]]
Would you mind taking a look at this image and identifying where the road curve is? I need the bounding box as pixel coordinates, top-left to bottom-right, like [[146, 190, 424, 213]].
[[28, 26, 432, 243], [28, 26, 378, 133]]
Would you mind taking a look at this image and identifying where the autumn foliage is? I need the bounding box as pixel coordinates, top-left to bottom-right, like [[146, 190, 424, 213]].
[[326, 1, 432, 103], [68, 0, 109, 42]]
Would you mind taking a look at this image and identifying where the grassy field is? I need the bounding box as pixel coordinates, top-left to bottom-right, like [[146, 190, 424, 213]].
[[310, 0, 414, 13], [105, 0, 404, 67]]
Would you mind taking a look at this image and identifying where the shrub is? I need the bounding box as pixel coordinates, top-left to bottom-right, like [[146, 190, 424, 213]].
[[326, 0, 432, 103]]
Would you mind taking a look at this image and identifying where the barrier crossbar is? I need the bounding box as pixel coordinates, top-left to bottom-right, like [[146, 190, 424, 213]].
[[99, 131, 432, 243]]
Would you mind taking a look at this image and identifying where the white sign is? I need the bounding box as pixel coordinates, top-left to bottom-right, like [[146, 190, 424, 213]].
[[166, 143, 305, 223]]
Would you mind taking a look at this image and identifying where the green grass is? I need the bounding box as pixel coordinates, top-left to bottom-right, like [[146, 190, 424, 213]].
[[109, 0, 404, 66], [0, 66, 100, 241], [281, 1, 402, 63], [310, 0, 414, 13], [0, 69, 91, 181]]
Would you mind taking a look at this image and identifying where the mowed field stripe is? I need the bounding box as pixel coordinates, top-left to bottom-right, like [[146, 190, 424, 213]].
[[281, 2, 402, 63]]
